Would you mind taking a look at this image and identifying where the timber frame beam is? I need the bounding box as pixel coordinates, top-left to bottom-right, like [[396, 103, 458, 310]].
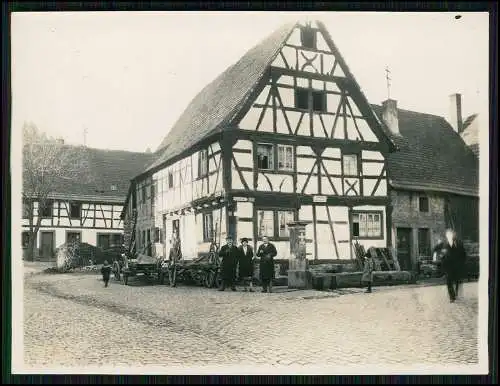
[[228, 189, 390, 207], [229, 127, 389, 153]]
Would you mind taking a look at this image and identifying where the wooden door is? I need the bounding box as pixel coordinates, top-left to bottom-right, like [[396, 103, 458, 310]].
[[40, 231, 54, 258], [396, 228, 412, 271]]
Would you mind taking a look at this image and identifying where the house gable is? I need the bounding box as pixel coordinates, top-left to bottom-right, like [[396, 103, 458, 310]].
[[236, 21, 394, 149]]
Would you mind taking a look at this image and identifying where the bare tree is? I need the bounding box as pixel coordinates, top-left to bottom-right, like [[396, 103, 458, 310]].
[[22, 122, 91, 261]]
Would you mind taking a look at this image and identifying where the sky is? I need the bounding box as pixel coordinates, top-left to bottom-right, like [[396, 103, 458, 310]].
[[11, 11, 489, 153]]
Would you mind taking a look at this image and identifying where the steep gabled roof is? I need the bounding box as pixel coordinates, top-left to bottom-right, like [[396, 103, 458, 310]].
[[144, 23, 297, 174], [143, 21, 396, 175], [371, 105, 479, 197], [23, 146, 156, 202]]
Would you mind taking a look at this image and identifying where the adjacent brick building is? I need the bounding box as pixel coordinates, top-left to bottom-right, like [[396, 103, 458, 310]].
[[373, 95, 479, 270]]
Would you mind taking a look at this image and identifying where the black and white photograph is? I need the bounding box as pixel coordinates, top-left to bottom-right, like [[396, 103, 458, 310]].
[[10, 11, 489, 375]]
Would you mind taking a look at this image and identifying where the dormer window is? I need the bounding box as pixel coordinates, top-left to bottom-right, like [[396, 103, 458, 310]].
[[110, 185, 117, 191], [300, 26, 317, 50]]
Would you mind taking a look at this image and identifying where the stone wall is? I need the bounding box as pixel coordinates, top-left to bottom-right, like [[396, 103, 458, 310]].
[[391, 189, 447, 268]]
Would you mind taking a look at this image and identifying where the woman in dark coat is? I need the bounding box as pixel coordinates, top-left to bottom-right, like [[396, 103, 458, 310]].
[[256, 236, 277, 293], [218, 236, 239, 291], [237, 238, 254, 292]]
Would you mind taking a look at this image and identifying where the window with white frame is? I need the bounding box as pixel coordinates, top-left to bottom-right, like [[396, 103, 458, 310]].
[[278, 145, 294, 171], [202, 212, 213, 242], [257, 144, 274, 170], [278, 211, 295, 237], [198, 149, 208, 178], [343, 154, 359, 176], [257, 210, 274, 237], [258, 209, 296, 239], [352, 212, 382, 238], [258, 144, 294, 171]]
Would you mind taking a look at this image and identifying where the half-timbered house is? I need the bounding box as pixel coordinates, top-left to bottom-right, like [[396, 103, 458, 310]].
[[124, 21, 398, 262], [22, 146, 155, 259], [374, 95, 479, 271]]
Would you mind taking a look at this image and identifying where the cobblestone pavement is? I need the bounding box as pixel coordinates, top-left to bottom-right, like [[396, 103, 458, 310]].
[[23, 273, 479, 370]]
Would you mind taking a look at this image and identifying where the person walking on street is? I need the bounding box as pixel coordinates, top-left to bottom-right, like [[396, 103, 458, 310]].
[[238, 238, 255, 292], [433, 229, 467, 303], [361, 252, 375, 293], [218, 236, 239, 291], [101, 260, 112, 288], [256, 236, 277, 293]]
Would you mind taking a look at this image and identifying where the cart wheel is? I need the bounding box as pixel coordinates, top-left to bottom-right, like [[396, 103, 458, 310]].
[[123, 274, 129, 285], [204, 271, 215, 288], [113, 262, 121, 281]]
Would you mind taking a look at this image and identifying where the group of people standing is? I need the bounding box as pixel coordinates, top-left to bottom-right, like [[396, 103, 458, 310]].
[[217, 235, 277, 293]]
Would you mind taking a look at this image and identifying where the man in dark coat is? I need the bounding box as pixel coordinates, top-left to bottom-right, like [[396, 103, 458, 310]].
[[237, 238, 255, 292], [433, 229, 467, 303], [218, 236, 238, 291], [256, 236, 277, 293]]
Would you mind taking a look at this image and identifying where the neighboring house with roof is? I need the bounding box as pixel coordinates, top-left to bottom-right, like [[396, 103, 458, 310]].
[[123, 20, 399, 263], [373, 94, 479, 270], [22, 145, 155, 259], [460, 113, 480, 158], [447, 92, 480, 158]]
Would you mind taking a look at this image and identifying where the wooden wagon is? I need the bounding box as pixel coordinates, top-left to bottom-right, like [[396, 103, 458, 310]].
[[113, 251, 164, 286], [163, 244, 221, 288]]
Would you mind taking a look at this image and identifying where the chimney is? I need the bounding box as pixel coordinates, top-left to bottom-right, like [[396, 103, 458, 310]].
[[448, 93, 463, 133], [381, 99, 400, 135]]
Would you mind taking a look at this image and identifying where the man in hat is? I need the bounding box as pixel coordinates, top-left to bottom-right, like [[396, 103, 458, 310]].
[[433, 228, 467, 302], [256, 236, 277, 293], [218, 236, 239, 291], [238, 238, 255, 292]]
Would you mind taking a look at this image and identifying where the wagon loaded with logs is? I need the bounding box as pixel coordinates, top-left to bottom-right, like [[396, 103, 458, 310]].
[[163, 242, 221, 288], [112, 242, 166, 285]]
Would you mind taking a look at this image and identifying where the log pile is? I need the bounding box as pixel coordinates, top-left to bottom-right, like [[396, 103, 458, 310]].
[[352, 241, 400, 272]]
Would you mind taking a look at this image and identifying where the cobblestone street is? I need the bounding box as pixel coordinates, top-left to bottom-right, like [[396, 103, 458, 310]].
[[22, 272, 480, 372]]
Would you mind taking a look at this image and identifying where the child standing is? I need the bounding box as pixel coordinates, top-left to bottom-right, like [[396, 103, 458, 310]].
[[361, 252, 375, 293], [101, 260, 112, 288]]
